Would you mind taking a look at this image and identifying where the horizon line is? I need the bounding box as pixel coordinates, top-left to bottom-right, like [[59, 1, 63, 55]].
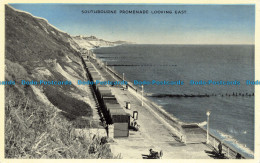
[[124, 43, 255, 45]]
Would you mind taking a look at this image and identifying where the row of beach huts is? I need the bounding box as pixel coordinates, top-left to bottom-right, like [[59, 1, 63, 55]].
[[84, 60, 130, 138]]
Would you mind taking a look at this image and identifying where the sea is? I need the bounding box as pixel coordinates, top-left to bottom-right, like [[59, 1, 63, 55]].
[[93, 44, 255, 158]]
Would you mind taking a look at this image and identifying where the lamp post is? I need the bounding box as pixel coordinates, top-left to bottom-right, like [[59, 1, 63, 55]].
[[122, 73, 125, 88], [112, 66, 115, 79], [206, 111, 211, 144], [141, 85, 144, 106]]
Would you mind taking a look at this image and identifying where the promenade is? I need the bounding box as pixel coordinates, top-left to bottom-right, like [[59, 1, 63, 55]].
[[86, 57, 214, 159]]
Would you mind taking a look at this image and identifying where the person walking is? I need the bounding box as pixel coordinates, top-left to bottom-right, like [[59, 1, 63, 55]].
[[218, 142, 223, 155]]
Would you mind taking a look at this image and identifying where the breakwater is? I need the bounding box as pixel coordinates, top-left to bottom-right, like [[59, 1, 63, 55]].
[[107, 64, 177, 67], [148, 93, 254, 98]]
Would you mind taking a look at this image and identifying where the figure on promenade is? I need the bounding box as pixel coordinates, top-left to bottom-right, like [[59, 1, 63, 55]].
[[218, 142, 223, 155]]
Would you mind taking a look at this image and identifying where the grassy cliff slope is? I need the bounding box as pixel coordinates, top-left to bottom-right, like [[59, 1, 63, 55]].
[[5, 5, 114, 158]]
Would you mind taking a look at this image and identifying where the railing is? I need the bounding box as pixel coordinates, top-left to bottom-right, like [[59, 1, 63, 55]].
[[199, 126, 246, 159]]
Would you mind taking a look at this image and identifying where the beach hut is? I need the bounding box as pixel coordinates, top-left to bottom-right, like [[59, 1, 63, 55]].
[[103, 96, 118, 112], [86, 62, 94, 68], [109, 109, 130, 138], [102, 96, 118, 121], [88, 67, 96, 72], [103, 96, 118, 104], [106, 103, 121, 112], [97, 86, 112, 99]]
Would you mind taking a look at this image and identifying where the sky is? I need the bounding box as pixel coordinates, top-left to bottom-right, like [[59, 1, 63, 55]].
[[10, 4, 255, 44]]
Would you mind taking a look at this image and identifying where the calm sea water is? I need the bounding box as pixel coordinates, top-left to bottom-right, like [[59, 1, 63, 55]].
[[93, 44, 254, 156]]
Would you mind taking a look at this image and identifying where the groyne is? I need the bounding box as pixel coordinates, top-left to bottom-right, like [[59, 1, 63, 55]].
[[148, 93, 254, 98]]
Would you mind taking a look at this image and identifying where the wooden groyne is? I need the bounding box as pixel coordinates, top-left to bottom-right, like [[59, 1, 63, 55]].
[[148, 93, 210, 98], [148, 93, 254, 98], [107, 64, 177, 67]]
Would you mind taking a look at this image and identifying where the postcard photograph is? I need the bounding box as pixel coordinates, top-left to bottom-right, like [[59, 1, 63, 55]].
[[0, 1, 258, 160]]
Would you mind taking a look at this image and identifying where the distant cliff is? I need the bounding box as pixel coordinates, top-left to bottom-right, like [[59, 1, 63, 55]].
[[73, 35, 132, 50]]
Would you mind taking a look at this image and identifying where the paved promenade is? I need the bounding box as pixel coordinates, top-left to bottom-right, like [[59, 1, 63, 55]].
[[88, 58, 214, 159]]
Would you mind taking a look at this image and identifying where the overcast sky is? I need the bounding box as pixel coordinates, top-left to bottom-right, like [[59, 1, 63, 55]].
[[10, 4, 255, 44]]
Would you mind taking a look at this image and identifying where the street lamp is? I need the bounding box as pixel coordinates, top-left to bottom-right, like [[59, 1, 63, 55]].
[[141, 85, 144, 106], [123, 73, 125, 88], [206, 111, 211, 144]]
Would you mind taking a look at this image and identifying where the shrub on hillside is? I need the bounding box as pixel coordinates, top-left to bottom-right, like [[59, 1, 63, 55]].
[[44, 85, 92, 117]]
